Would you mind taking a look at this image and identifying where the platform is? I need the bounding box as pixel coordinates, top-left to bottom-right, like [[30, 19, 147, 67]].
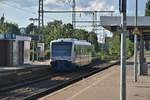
[[40, 58, 150, 100], [0, 61, 50, 90]]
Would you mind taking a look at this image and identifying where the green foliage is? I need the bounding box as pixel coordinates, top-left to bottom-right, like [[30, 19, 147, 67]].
[[29, 20, 100, 58], [145, 0, 150, 16], [107, 32, 120, 57], [44, 20, 64, 41], [0, 22, 20, 34], [25, 20, 133, 61], [87, 32, 99, 52], [126, 38, 134, 57], [96, 52, 106, 61], [25, 23, 38, 35], [97, 33, 134, 61], [0, 15, 20, 34]]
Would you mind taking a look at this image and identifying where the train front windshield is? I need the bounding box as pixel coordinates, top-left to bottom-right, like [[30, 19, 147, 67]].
[[52, 42, 72, 57]]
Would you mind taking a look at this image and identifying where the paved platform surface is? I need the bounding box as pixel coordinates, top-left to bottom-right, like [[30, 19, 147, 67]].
[[39, 58, 150, 100]]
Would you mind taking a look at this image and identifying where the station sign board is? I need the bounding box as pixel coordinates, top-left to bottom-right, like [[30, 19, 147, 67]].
[[16, 35, 31, 41], [31, 35, 41, 41], [0, 34, 16, 40], [24, 35, 40, 41], [4, 34, 16, 40], [0, 33, 40, 41], [0, 34, 32, 41]]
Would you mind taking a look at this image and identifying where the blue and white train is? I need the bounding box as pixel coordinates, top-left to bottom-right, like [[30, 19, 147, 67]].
[[50, 38, 93, 72]]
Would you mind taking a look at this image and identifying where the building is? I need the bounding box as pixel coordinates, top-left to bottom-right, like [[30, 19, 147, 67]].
[[0, 34, 31, 66]]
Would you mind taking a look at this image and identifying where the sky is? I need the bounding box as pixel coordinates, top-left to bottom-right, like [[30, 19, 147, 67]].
[[0, 0, 148, 29]]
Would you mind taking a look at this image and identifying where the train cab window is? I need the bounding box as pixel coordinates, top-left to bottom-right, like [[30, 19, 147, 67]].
[[52, 42, 72, 57]]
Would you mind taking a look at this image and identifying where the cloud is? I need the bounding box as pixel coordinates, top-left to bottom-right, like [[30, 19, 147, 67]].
[[12, 0, 38, 8], [44, 0, 57, 5], [77, 0, 115, 11], [0, 0, 116, 11], [0, 0, 36, 8], [0, 0, 7, 2], [43, 0, 116, 11], [16, 0, 35, 7]]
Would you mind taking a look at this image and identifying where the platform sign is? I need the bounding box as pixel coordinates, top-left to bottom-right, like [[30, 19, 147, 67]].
[[22, 35, 40, 41], [4, 34, 16, 40], [31, 35, 40, 41]]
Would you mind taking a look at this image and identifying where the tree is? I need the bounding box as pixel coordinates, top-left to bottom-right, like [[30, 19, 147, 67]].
[[88, 32, 99, 52], [145, 0, 150, 16], [108, 32, 120, 57], [0, 22, 20, 34], [63, 23, 73, 37], [0, 15, 20, 34], [41, 20, 65, 49], [0, 14, 4, 24], [26, 23, 34, 34], [126, 38, 134, 57]]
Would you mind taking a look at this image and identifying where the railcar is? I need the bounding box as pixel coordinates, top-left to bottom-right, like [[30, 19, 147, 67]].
[[50, 38, 93, 72]]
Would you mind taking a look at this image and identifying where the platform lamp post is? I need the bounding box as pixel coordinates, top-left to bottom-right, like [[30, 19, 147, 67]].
[[119, 0, 127, 100], [29, 18, 39, 62]]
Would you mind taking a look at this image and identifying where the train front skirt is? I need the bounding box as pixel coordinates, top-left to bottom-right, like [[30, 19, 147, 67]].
[[51, 60, 76, 72]]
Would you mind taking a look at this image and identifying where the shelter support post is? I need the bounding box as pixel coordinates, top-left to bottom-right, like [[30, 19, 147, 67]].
[[134, 34, 138, 82], [139, 33, 144, 75]]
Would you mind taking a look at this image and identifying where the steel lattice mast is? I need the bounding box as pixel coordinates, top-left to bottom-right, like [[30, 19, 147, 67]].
[[38, 0, 44, 28]]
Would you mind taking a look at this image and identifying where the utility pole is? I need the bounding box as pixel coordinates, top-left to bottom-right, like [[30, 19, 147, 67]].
[[72, 0, 76, 29], [92, 12, 95, 32], [134, 0, 138, 82], [29, 18, 38, 62], [38, 0, 44, 28], [38, 0, 45, 44], [95, 11, 97, 34], [92, 11, 97, 33], [119, 0, 127, 100]]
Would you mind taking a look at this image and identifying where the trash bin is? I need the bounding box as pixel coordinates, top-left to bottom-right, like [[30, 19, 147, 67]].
[[143, 58, 148, 75]]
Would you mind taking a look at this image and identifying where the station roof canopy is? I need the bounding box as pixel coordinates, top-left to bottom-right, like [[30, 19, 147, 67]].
[[100, 16, 150, 33], [100, 16, 150, 42]]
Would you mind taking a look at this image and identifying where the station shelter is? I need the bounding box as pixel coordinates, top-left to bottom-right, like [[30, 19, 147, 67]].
[[100, 16, 150, 75], [0, 34, 31, 66]]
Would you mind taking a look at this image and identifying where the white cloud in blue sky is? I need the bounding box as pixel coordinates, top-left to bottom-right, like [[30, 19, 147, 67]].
[[0, 0, 147, 28]]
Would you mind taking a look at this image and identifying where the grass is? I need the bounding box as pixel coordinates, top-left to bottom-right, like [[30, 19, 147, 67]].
[[145, 50, 150, 54]]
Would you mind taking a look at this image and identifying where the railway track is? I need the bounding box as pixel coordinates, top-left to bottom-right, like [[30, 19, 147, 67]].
[[0, 60, 119, 100]]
